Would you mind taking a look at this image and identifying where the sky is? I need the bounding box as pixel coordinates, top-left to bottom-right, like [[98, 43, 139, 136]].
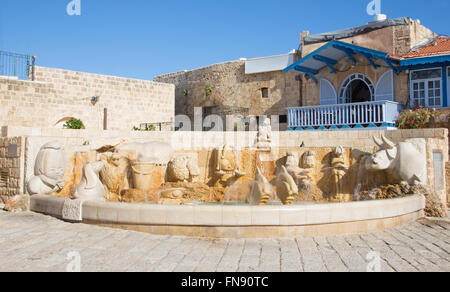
[[0, 0, 449, 80]]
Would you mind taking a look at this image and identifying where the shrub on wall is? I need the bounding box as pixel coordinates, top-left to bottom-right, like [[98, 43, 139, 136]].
[[63, 118, 84, 130], [205, 85, 213, 96], [397, 107, 435, 129]]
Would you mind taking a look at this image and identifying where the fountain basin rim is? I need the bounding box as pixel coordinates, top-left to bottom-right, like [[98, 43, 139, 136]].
[[30, 195, 425, 228]]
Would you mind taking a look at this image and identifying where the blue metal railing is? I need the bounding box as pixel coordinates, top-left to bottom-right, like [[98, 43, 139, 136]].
[[287, 100, 403, 130], [0, 51, 35, 80]]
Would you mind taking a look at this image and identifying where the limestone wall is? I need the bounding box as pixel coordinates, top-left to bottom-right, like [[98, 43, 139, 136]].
[[0, 137, 25, 204], [0, 66, 175, 131], [154, 60, 300, 123]]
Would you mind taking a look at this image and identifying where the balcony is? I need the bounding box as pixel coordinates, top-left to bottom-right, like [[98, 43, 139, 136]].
[[0, 51, 35, 81], [287, 100, 403, 131]]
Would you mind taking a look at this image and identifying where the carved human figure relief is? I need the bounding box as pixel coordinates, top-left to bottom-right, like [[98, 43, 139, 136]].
[[27, 141, 66, 196], [331, 146, 347, 198], [256, 118, 272, 150]]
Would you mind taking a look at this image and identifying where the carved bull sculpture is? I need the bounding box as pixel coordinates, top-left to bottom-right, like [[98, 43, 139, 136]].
[[365, 135, 426, 185]]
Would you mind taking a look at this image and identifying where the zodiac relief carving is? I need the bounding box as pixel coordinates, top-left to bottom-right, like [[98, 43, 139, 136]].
[[285, 150, 316, 194], [167, 154, 200, 183], [256, 117, 272, 151], [247, 167, 273, 206], [74, 161, 106, 201], [99, 152, 131, 200], [365, 135, 426, 185], [27, 141, 66, 196], [215, 144, 245, 186], [276, 166, 299, 205], [331, 146, 347, 200]]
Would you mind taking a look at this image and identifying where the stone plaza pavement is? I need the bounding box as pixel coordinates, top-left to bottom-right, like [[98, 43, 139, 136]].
[[0, 210, 449, 272]]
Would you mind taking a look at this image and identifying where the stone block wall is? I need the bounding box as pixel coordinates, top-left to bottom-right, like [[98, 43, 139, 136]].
[[154, 60, 300, 124], [0, 137, 25, 204], [0, 66, 175, 131]]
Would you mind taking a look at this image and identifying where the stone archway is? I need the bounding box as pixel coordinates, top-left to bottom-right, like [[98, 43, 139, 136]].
[[54, 117, 86, 129]]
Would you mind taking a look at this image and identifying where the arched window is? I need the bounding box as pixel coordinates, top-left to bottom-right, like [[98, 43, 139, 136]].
[[338, 73, 375, 104]]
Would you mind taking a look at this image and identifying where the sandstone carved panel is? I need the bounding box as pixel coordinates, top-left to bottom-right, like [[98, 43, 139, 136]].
[[74, 161, 106, 202], [27, 141, 66, 196], [365, 135, 427, 185]]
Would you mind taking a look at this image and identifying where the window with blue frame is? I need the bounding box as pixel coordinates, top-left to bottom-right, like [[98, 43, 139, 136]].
[[411, 68, 442, 108], [448, 67, 450, 104]]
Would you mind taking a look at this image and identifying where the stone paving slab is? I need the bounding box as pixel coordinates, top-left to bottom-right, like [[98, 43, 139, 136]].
[[0, 211, 448, 272]]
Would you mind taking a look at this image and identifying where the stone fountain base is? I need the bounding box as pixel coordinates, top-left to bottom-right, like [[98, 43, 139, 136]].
[[30, 194, 426, 238]]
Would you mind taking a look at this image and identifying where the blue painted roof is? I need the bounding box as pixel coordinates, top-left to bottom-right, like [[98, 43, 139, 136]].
[[284, 40, 395, 74], [285, 40, 450, 76], [399, 54, 450, 67]]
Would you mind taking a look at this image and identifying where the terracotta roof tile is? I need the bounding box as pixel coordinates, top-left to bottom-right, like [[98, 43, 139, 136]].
[[403, 36, 450, 58]]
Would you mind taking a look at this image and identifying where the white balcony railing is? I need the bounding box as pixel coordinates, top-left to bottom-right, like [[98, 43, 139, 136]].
[[287, 100, 403, 130]]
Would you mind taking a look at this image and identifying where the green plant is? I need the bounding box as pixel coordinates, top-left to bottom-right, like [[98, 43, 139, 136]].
[[63, 118, 84, 130], [183, 89, 189, 96], [205, 85, 213, 96], [132, 124, 156, 131], [396, 107, 435, 130]]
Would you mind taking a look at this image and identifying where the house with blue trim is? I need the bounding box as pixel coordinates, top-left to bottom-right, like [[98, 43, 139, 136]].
[[284, 17, 449, 131], [156, 16, 448, 132]]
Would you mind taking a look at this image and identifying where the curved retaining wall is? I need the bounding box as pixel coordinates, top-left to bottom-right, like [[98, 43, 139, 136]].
[[30, 195, 426, 238]]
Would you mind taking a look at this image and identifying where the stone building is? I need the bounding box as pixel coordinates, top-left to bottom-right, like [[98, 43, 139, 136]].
[[0, 66, 175, 132], [154, 53, 300, 130], [155, 16, 449, 131]]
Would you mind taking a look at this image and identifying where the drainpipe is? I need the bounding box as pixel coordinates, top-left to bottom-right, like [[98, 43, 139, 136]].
[[103, 108, 108, 130], [31, 56, 36, 81], [297, 75, 303, 107]]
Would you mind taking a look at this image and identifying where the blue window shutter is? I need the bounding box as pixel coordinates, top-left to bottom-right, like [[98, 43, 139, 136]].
[[320, 79, 337, 105], [375, 70, 394, 101]]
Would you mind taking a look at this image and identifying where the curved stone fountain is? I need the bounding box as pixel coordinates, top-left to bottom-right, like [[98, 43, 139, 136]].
[[26, 133, 434, 238]]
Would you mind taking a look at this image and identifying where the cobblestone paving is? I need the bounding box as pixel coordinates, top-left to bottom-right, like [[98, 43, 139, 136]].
[[0, 211, 449, 272]]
